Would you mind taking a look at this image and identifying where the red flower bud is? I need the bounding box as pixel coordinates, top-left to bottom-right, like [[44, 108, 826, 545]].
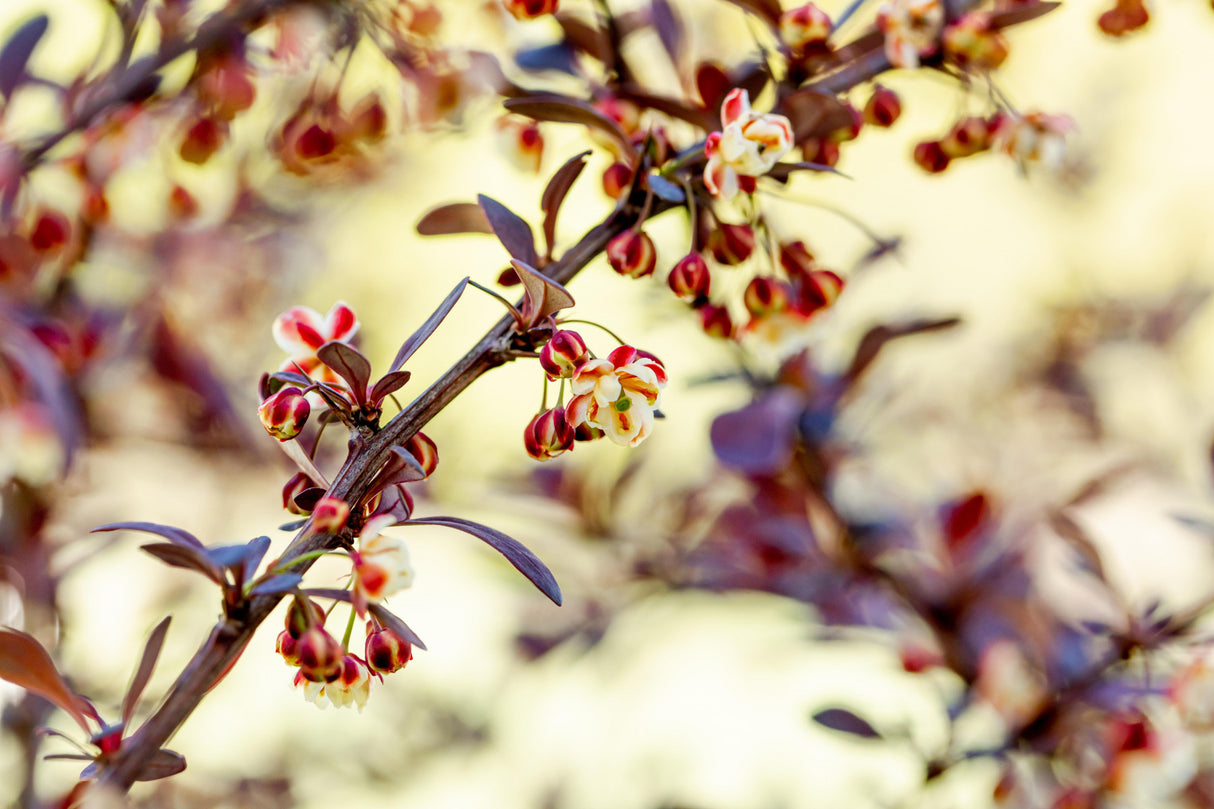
[[708, 223, 755, 266], [365, 622, 414, 674], [913, 140, 951, 173], [779, 241, 817, 281], [698, 304, 735, 339], [503, 0, 559, 19], [259, 387, 310, 441], [524, 408, 576, 461], [801, 137, 840, 167], [403, 431, 439, 477], [606, 230, 657, 278], [276, 629, 300, 665], [744, 277, 793, 318], [312, 497, 350, 533], [602, 162, 633, 199], [798, 270, 845, 313], [285, 596, 326, 639], [940, 116, 991, 158], [29, 210, 70, 253], [863, 85, 902, 128], [282, 472, 318, 515], [667, 253, 712, 302], [296, 625, 344, 682], [179, 116, 227, 165], [539, 330, 590, 380], [779, 3, 833, 52], [1098, 0, 1149, 36]]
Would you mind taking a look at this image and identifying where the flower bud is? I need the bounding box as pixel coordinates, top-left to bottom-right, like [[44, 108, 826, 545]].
[[196, 51, 256, 121], [282, 472, 317, 515], [29, 211, 70, 253], [179, 116, 227, 165], [940, 116, 991, 157], [863, 85, 902, 128], [799, 270, 845, 313], [601, 162, 633, 199], [606, 230, 656, 278], [1098, 0, 1149, 36], [296, 625, 344, 682], [708, 223, 755, 266], [539, 330, 590, 380], [403, 431, 439, 477], [801, 137, 840, 167], [503, 0, 559, 20], [312, 497, 350, 533], [913, 140, 950, 173], [827, 103, 863, 143], [494, 115, 544, 174], [667, 253, 712, 302], [780, 3, 833, 52], [943, 12, 1009, 70], [698, 304, 735, 339], [276, 629, 300, 665], [744, 277, 792, 318], [365, 622, 414, 674], [285, 596, 326, 639], [525, 408, 576, 461], [779, 241, 817, 281], [259, 386, 310, 441]]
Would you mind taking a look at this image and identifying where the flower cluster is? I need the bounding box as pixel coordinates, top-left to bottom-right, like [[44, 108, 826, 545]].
[[704, 89, 794, 201], [913, 111, 1073, 174], [876, 0, 944, 69]]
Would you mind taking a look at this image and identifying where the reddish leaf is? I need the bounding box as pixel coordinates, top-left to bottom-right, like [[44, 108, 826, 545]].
[[512, 259, 576, 329], [846, 318, 961, 383], [317, 341, 372, 399], [540, 150, 591, 255], [373, 446, 427, 487], [766, 161, 845, 182], [92, 521, 206, 551], [721, 0, 781, 24], [989, 1, 1061, 29], [249, 573, 303, 595], [407, 517, 562, 606], [140, 544, 224, 584], [477, 194, 539, 267], [695, 62, 732, 111], [0, 628, 93, 732], [812, 707, 882, 739], [122, 617, 170, 727], [367, 604, 429, 651], [369, 370, 411, 404], [390, 277, 469, 372], [781, 89, 853, 142], [617, 87, 715, 130], [555, 14, 609, 62], [503, 94, 636, 160], [651, 0, 685, 68], [710, 390, 802, 475], [134, 749, 186, 782], [416, 202, 492, 236], [0, 14, 49, 99]]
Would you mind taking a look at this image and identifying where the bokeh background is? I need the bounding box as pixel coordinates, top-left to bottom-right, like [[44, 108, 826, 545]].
[[2, 0, 1214, 807]]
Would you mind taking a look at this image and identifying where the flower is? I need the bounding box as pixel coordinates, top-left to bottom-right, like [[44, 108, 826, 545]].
[[272, 301, 360, 385], [351, 514, 415, 614], [992, 111, 1074, 172], [503, 0, 559, 19], [295, 625, 345, 682], [876, 0, 944, 69], [324, 655, 372, 710], [365, 621, 414, 674], [703, 89, 794, 201], [779, 3, 832, 53], [942, 11, 1009, 71], [566, 346, 667, 447], [667, 253, 711, 302]]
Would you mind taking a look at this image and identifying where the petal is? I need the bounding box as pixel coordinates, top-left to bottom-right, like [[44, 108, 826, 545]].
[[323, 301, 360, 342], [606, 345, 639, 368], [721, 89, 750, 128], [273, 306, 326, 356]]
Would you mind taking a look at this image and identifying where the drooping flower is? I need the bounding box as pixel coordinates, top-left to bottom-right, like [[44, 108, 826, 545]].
[[703, 89, 794, 201], [493, 116, 544, 174], [779, 3, 833, 53], [566, 346, 667, 447], [351, 514, 415, 614], [365, 621, 414, 674], [324, 655, 372, 710], [876, 0, 944, 69], [272, 301, 360, 385], [991, 111, 1074, 172]]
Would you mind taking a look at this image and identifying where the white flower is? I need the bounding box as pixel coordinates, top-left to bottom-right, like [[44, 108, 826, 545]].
[[704, 89, 793, 201]]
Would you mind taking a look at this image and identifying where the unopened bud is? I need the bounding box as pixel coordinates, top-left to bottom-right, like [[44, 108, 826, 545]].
[[779, 241, 817, 281], [296, 625, 344, 682], [667, 253, 712, 302], [282, 472, 318, 515], [365, 622, 414, 674], [799, 270, 845, 313], [698, 303, 735, 339], [284, 596, 326, 639], [602, 162, 633, 199], [708, 223, 755, 266], [913, 140, 950, 173], [524, 408, 576, 461], [259, 387, 310, 441], [941, 116, 991, 158], [863, 85, 902, 128], [744, 277, 793, 318], [276, 629, 300, 665], [403, 432, 439, 477], [503, 0, 559, 20], [539, 330, 590, 380], [779, 3, 833, 52], [312, 497, 350, 533], [606, 230, 657, 278]]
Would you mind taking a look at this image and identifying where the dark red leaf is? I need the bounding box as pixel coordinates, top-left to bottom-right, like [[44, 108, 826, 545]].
[[503, 94, 636, 160], [249, 573, 303, 595], [122, 617, 170, 727], [477, 194, 539, 267], [780, 89, 853, 142], [555, 14, 609, 62], [241, 536, 272, 581], [372, 446, 427, 489], [369, 370, 411, 404], [293, 486, 326, 513], [710, 390, 802, 475], [617, 87, 715, 130], [367, 604, 428, 652], [0, 628, 93, 732], [650, 0, 685, 68], [416, 202, 492, 236], [721, 0, 781, 24], [846, 318, 961, 383], [989, 1, 1061, 29], [513, 259, 576, 329], [0, 14, 49, 99], [540, 150, 591, 255], [695, 62, 732, 111], [92, 521, 205, 551], [766, 161, 846, 182], [134, 748, 186, 782], [317, 341, 372, 399], [812, 707, 882, 739], [407, 517, 562, 606], [140, 544, 224, 584], [390, 277, 469, 372]]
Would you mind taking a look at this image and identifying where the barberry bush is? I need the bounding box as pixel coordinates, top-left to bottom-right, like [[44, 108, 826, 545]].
[[1, 0, 1213, 806]]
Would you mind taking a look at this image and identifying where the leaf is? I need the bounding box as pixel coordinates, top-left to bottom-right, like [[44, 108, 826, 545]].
[[1050, 511, 1106, 579], [767, 161, 847, 182], [540, 150, 591, 256], [206, 543, 255, 570], [721, 0, 782, 24], [416, 202, 492, 236], [408, 517, 562, 606], [241, 536, 272, 581], [617, 87, 715, 130], [695, 62, 732, 111], [134, 748, 186, 782], [373, 446, 427, 487], [516, 42, 580, 75], [504, 94, 636, 160], [367, 604, 428, 652], [390, 277, 469, 372], [554, 14, 609, 62], [317, 341, 372, 399], [645, 173, 685, 202], [92, 521, 205, 551], [651, 0, 685, 68], [989, 1, 1060, 29], [249, 573, 303, 595], [0, 14, 49, 99], [140, 544, 224, 584], [122, 617, 170, 728], [710, 390, 802, 475], [301, 587, 352, 603], [0, 628, 93, 733], [846, 318, 961, 383], [369, 370, 411, 404], [512, 259, 576, 329], [477, 194, 539, 267], [781, 89, 853, 142], [811, 708, 882, 739]]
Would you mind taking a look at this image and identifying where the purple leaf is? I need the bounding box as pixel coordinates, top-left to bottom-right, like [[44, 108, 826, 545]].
[[249, 573, 303, 595], [407, 517, 562, 606], [780, 89, 853, 142], [0, 627, 93, 733], [206, 543, 255, 570], [134, 749, 186, 782], [645, 173, 685, 202], [811, 708, 882, 739], [710, 390, 803, 474], [317, 341, 372, 401], [540, 150, 590, 255], [512, 259, 576, 329], [293, 486, 326, 513], [122, 617, 170, 728], [140, 544, 224, 584], [651, 0, 685, 68], [0, 14, 49, 99], [390, 277, 468, 372], [477, 194, 539, 267], [301, 588, 352, 603], [846, 318, 961, 383], [516, 42, 580, 75], [367, 604, 428, 652], [990, 1, 1060, 29], [92, 521, 205, 551], [504, 94, 636, 160], [369, 370, 411, 404], [373, 446, 427, 488], [416, 202, 492, 236]]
